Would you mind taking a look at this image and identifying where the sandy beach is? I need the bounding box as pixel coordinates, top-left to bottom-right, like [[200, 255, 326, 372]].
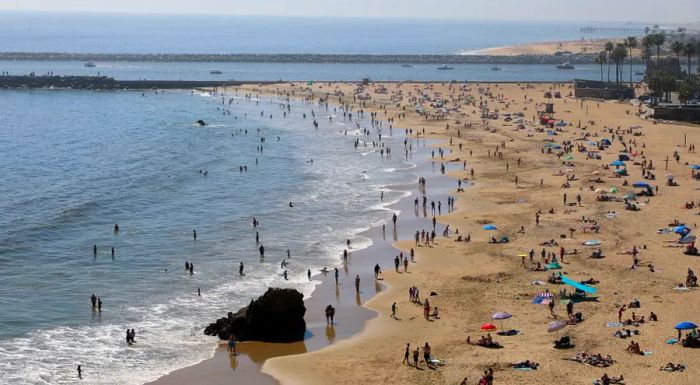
[[470, 38, 643, 57], [152, 80, 700, 385]]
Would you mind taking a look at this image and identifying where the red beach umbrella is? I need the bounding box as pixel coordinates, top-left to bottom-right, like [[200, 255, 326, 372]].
[[480, 323, 497, 331]]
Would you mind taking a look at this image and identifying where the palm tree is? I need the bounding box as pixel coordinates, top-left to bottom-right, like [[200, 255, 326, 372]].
[[605, 41, 614, 82], [612, 44, 628, 83], [683, 40, 697, 76], [671, 40, 684, 75], [654, 33, 666, 63], [624, 37, 638, 85], [641, 36, 652, 67], [595, 51, 607, 82]]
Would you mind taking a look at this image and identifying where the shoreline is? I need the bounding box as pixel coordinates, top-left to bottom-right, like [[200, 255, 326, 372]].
[[236, 81, 700, 385], [148, 90, 459, 385]]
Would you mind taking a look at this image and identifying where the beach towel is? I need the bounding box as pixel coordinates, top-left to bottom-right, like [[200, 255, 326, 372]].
[[513, 367, 534, 371], [607, 322, 623, 327], [666, 338, 678, 345], [643, 351, 653, 356]]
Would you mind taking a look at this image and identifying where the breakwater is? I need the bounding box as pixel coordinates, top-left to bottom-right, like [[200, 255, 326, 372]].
[[0, 75, 280, 90], [0, 51, 645, 65]]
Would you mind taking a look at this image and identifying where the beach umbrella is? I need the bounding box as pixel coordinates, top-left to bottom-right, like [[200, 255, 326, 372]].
[[632, 182, 650, 188], [679, 235, 697, 244], [675, 321, 698, 330], [618, 153, 631, 161], [673, 226, 689, 234], [583, 240, 601, 246], [691, 164, 700, 170], [492, 312, 512, 320], [547, 320, 567, 333], [610, 160, 626, 167], [483, 224, 497, 230], [480, 323, 497, 331], [601, 138, 612, 145]]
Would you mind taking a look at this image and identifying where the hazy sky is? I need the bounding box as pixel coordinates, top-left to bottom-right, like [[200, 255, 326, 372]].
[[0, 0, 698, 23]]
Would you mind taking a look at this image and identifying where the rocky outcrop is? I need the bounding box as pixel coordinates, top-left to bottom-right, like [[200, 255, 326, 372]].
[[204, 288, 306, 343]]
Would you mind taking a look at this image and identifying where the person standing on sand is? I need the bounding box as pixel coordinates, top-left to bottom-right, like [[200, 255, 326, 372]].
[[334, 268, 339, 284], [355, 275, 360, 292], [394, 256, 400, 272], [403, 257, 408, 272], [403, 342, 410, 365], [228, 335, 237, 354], [413, 347, 420, 368]]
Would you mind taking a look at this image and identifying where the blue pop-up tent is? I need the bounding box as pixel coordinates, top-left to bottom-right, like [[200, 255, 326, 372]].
[[559, 274, 598, 294]]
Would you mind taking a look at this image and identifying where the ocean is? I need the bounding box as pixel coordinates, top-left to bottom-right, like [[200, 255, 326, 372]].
[[0, 89, 415, 384]]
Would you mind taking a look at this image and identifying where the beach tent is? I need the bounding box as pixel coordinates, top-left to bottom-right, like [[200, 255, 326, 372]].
[[632, 182, 651, 188], [610, 160, 626, 167], [600, 138, 612, 145], [547, 320, 567, 333], [559, 274, 598, 294], [675, 321, 698, 330], [483, 224, 497, 230], [618, 153, 631, 161]]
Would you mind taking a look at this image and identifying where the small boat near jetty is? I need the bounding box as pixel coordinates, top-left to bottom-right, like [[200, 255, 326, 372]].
[[401, 64, 414, 68], [209, 69, 223, 74], [84, 62, 96, 68], [490, 65, 501, 71], [437, 64, 454, 70], [556, 62, 575, 70]]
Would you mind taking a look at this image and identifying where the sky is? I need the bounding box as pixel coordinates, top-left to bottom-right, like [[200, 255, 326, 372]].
[[0, 0, 698, 23]]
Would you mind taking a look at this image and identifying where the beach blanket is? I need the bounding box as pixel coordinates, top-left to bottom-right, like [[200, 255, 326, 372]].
[[666, 338, 678, 345], [607, 322, 623, 327]]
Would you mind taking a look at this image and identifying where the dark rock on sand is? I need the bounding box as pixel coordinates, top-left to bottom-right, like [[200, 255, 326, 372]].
[[204, 288, 306, 343]]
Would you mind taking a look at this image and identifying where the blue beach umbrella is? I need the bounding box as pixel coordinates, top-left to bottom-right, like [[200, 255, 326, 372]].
[[675, 321, 698, 330], [674, 225, 690, 234], [600, 138, 612, 145], [618, 153, 631, 161], [610, 160, 626, 167], [483, 224, 498, 230]]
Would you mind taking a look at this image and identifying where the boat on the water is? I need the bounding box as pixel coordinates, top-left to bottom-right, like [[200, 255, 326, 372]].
[[209, 69, 223, 74], [556, 62, 575, 70], [401, 64, 414, 68], [490, 65, 501, 71], [437, 64, 454, 70], [84, 62, 96, 68]]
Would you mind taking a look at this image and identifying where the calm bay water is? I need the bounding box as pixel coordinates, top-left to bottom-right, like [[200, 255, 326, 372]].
[[0, 60, 648, 82], [0, 89, 415, 384]]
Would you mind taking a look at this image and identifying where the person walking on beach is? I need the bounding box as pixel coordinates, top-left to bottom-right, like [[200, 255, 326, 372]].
[[412, 347, 420, 368], [403, 257, 408, 272], [355, 275, 360, 292], [374, 264, 382, 279], [394, 256, 400, 272], [392, 213, 397, 227], [239, 262, 244, 276], [228, 335, 237, 354], [334, 268, 339, 284], [392, 302, 397, 319], [403, 342, 410, 365], [77, 365, 82, 379]]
